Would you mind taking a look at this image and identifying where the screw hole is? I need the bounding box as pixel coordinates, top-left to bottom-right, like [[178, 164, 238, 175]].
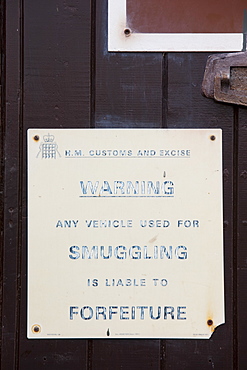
[[32, 324, 41, 333], [210, 135, 216, 141], [33, 135, 40, 141], [124, 28, 131, 36], [207, 319, 213, 326]]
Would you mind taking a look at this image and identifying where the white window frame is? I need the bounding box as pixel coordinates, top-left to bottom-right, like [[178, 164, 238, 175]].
[[108, 0, 243, 52]]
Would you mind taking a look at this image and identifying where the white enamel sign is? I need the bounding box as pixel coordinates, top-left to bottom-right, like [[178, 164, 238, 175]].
[[28, 129, 224, 339], [108, 0, 244, 52]]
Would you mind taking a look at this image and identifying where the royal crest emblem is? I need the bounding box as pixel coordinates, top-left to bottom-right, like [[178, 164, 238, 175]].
[[36, 133, 61, 159]]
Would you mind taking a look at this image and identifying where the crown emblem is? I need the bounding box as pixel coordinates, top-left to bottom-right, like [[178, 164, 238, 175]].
[[43, 133, 55, 143]]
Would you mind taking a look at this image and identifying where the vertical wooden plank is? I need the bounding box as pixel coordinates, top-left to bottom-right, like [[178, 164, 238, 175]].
[[1, 0, 22, 368], [237, 106, 247, 368], [0, 1, 5, 358], [165, 53, 234, 369], [92, 0, 163, 368], [0, 0, 4, 358], [24, 0, 91, 128]]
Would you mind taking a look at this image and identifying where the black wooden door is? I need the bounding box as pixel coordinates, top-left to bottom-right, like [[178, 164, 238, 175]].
[[1, 1, 246, 369]]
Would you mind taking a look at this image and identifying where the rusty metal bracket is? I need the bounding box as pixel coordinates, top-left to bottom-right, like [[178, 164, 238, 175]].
[[202, 52, 247, 106]]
